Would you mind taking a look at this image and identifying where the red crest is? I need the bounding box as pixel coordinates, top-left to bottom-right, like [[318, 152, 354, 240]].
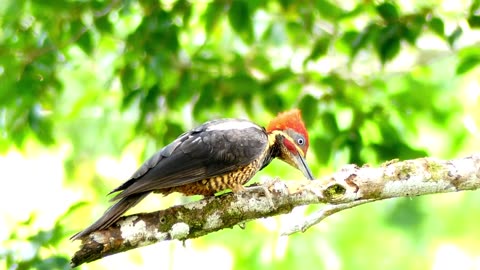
[[266, 109, 309, 150]]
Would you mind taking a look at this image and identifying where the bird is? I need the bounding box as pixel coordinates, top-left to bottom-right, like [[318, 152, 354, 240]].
[[71, 109, 314, 240]]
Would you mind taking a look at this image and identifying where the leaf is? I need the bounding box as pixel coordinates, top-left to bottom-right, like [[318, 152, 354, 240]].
[[468, 15, 480, 28], [299, 94, 319, 127], [447, 26, 463, 47], [376, 2, 399, 23], [279, 0, 293, 10], [172, 0, 192, 24], [263, 93, 285, 114], [304, 36, 330, 64], [204, 1, 225, 35], [403, 15, 425, 44], [262, 68, 294, 91], [193, 84, 215, 119], [77, 31, 94, 55], [70, 20, 93, 54], [456, 55, 480, 74], [95, 15, 113, 33], [167, 71, 194, 108], [314, 0, 343, 20], [312, 136, 332, 164], [228, 0, 254, 43], [428, 17, 444, 36], [350, 24, 379, 58], [376, 24, 402, 64], [322, 112, 339, 135], [28, 107, 54, 145]]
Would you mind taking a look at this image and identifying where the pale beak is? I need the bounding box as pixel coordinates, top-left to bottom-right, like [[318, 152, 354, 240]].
[[292, 153, 315, 180]]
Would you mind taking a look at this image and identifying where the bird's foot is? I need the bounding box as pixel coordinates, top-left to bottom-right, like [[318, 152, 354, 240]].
[[242, 185, 274, 208]]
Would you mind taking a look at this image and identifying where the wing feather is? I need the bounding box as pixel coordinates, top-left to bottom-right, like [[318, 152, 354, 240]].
[[110, 119, 267, 201]]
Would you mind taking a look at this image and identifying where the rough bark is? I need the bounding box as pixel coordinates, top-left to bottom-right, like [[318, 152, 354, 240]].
[[71, 154, 480, 267]]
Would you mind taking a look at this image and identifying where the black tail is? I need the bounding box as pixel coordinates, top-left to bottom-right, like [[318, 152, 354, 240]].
[[70, 192, 149, 240]]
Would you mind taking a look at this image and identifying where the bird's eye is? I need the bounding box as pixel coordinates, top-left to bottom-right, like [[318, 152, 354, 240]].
[[297, 137, 305, 145]]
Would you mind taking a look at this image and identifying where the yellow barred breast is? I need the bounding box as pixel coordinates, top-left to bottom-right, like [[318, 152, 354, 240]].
[[164, 158, 263, 196]]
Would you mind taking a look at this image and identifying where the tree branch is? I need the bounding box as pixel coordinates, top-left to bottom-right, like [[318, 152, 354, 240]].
[[71, 154, 480, 267]]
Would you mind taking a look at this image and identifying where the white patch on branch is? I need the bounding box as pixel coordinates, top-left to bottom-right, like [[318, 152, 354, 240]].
[[184, 198, 209, 210], [204, 212, 223, 230], [119, 216, 143, 239], [169, 222, 190, 239]]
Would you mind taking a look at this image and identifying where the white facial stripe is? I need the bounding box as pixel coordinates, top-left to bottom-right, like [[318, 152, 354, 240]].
[[206, 120, 261, 131]]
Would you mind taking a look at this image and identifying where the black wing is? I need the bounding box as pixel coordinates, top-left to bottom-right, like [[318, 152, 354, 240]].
[[110, 119, 268, 201]]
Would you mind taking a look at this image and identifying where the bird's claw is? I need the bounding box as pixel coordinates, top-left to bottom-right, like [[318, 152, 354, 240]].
[[243, 185, 275, 208]]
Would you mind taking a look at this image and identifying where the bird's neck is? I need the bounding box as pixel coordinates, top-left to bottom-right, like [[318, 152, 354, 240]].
[[258, 132, 283, 170]]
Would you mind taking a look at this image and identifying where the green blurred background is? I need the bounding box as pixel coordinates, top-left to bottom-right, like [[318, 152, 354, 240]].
[[1, 0, 480, 269]]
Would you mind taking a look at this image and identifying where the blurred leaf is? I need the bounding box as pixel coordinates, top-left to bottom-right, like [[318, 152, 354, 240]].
[[467, 15, 480, 28], [70, 20, 92, 54], [350, 24, 379, 58], [167, 71, 194, 108], [471, 0, 480, 12], [385, 198, 424, 235], [428, 17, 445, 36], [263, 93, 285, 114], [163, 120, 184, 144], [314, 0, 343, 20], [304, 36, 330, 64], [95, 15, 113, 33], [228, 0, 254, 43], [77, 32, 94, 55], [322, 112, 339, 135], [204, 1, 225, 35], [172, 0, 192, 25], [376, 24, 402, 63], [403, 15, 425, 44], [193, 84, 216, 119], [28, 108, 54, 145], [279, 0, 293, 10], [447, 26, 463, 47], [312, 136, 332, 164], [456, 55, 480, 74], [376, 2, 399, 22], [298, 94, 319, 127], [262, 68, 294, 91]]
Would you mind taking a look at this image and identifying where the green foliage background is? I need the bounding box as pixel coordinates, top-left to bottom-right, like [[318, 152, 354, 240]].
[[1, 0, 480, 269]]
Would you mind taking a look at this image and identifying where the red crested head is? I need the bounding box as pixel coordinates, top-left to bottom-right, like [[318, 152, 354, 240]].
[[266, 109, 314, 180], [266, 109, 309, 153]]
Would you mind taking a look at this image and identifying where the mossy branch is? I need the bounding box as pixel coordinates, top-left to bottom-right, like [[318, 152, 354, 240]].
[[71, 154, 480, 267]]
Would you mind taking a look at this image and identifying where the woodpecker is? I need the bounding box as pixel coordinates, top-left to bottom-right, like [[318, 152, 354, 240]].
[[71, 109, 314, 240]]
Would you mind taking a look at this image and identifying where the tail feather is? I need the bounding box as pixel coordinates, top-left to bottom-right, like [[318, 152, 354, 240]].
[[70, 192, 149, 240]]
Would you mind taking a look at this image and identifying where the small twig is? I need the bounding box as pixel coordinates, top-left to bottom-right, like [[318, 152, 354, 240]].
[[281, 199, 376, 236]]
